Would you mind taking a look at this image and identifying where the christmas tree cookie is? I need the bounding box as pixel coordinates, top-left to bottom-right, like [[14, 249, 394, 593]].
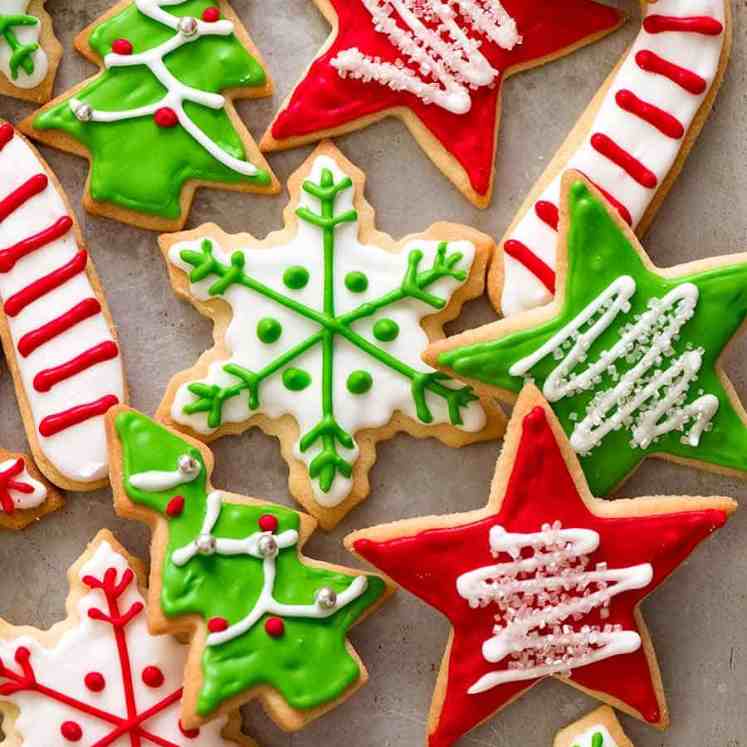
[[0, 447, 61, 530], [0, 0, 61, 103], [555, 706, 634, 747], [107, 406, 393, 731], [21, 0, 278, 231], [428, 172, 747, 497], [0, 530, 258, 746], [260, 0, 623, 207], [346, 385, 736, 746], [156, 141, 504, 529]]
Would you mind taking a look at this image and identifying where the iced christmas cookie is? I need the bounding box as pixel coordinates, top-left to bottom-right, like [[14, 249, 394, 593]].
[[428, 173, 747, 496], [0, 530, 258, 746], [555, 706, 634, 747], [156, 142, 504, 529], [346, 385, 736, 746], [0, 0, 61, 103], [260, 0, 623, 207], [0, 447, 61, 529], [21, 0, 278, 232], [107, 406, 393, 731], [0, 122, 127, 491], [491, 0, 731, 316]]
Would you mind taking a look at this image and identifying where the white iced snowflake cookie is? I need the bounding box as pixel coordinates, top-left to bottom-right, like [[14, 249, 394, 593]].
[[554, 706, 634, 747]]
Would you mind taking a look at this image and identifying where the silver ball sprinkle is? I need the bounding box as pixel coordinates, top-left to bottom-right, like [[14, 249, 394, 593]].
[[178, 454, 200, 477], [72, 102, 93, 122], [195, 534, 216, 556], [257, 534, 278, 558], [315, 587, 337, 610], [178, 16, 199, 37]]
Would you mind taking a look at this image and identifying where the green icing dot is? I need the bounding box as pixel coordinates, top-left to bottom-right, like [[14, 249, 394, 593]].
[[347, 370, 373, 395], [257, 317, 282, 344], [283, 266, 309, 290], [345, 271, 368, 293], [282, 368, 311, 391], [373, 318, 399, 342]]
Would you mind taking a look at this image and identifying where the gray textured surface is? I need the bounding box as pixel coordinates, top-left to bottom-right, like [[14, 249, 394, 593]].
[[1, 1, 746, 745]]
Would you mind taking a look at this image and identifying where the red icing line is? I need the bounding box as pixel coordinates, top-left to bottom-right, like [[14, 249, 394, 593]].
[[39, 394, 119, 437], [33, 341, 119, 393], [503, 239, 555, 293], [0, 216, 74, 273], [4, 249, 88, 317], [635, 50, 707, 95], [579, 172, 633, 225], [534, 200, 559, 231], [0, 174, 48, 223], [18, 298, 103, 357], [615, 89, 685, 139], [0, 458, 33, 515], [0, 122, 13, 150], [643, 15, 723, 36], [590, 132, 658, 189]]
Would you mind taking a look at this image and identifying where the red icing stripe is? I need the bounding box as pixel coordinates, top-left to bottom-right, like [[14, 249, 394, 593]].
[[504, 240, 555, 293], [0, 174, 48, 223], [0, 458, 31, 514], [0, 216, 74, 273], [579, 172, 633, 225], [534, 201, 559, 231], [39, 394, 119, 437], [18, 298, 102, 357], [590, 132, 658, 189], [643, 15, 723, 36], [33, 341, 119, 393], [4, 250, 88, 317], [0, 122, 13, 150], [635, 50, 707, 95], [615, 89, 685, 139]]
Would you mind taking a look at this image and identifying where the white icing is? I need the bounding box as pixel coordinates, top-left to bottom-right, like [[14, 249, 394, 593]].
[[0, 0, 48, 89], [0, 457, 46, 511], [501, 0, 727, 316], [0, 540, 234, 745], [0, 130, 126, 483], [129, 453, 201, 491], [457, 522, 651, 694], [330, 0, 520, 114], [168, 154, 486, 507], [70, 0, 259, 176], [509, 277, 719, 454], [573, 725, 619, 747], [171, 491, 369, 646]]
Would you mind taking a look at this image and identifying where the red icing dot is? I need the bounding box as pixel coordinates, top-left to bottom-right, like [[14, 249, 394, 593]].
[[154, 107, 179, 128], [111, 38, 133, 55], [84, 672, 105, 692], [61, 722, 82, 742], [201, 6, 220, 21], [179, 720, 201, 739], [207, 616, 229, 633], [265, 617, 285, 638], [142, 665, 165, 688], [166, 495, 185, 517], [258, 514, 278, 533]]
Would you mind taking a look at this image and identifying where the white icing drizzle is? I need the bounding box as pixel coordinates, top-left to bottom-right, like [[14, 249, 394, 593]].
[[509, 277, 719, 454], [457, 522, 652, 695], [69, 0, 259, 176], [0, 0, 48, 89], [501, 0, 727, 316], [330, 0, 521, 114], [0, 458, 46, 511], [128, 453, 201, 491], [171, 490, 369, 646], [573, 725, 619, 747]]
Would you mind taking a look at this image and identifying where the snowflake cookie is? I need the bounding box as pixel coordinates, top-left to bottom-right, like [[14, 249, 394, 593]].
[[21, 0, 279, 231], [107, 406, 393, 731], [554, 706, 634, 747], [346, 385, 735, 746], [429, 172, 747, 497], [156, 141, 504, 528], [0, 529, 259, 746], [0, 447, 61, 530]]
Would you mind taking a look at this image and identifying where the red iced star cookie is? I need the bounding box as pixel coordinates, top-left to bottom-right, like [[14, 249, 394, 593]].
[[345, 385, 735, 746], [261, 0, 623, 206]]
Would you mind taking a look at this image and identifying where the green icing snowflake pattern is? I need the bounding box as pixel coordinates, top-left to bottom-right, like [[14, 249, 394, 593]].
[[573, 733, 605, 747], [0, 11, 40, 81]]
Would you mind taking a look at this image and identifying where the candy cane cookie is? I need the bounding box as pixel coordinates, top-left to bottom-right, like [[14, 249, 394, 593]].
[[0, 122, 127, 492], [492, 0, 731, 317]]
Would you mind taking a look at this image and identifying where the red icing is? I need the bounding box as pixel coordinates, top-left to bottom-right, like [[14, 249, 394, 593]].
[[259, 513, 279, 533], [61, 721, 83, 741], [265, 617, 285, 638], [154, 107, 179, 128], [635, 50, 706, 95], [615, 89, 684, 139], [84, 672, 106, 692], [0, 215, 73, 273], [111, 38, 133, 55], [207, 616, 229, 633], [18, 298, 103, 357], [0, 122, 14, 150], [534, 200, 558, 231], [270, 0, 621, 196], [354, 406, 729, 746], [33, 341, 119, 393], [0, 458, 34, 515], [503, 239, 555, 293], [141, 666, 164, 688], [590, 132, 658, 189], [201, 6, 220, 22], [179, 720, 201, 738], [166, 495, 185, 517], [643, 15, 723, 36], [39, 394, 119, 437], [0, 174, 48, 223]]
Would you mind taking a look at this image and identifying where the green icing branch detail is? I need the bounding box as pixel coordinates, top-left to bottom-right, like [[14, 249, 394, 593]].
[[179, 166, 478, 497], [0, 14, 39, 79], [573, 733, 605, 747]]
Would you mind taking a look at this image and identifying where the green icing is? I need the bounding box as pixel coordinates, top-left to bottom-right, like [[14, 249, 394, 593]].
[[345, 270, 368, 293], [283, 265, 309, 290], [257, 316, 282, 344], [179, 167, 478, 497], [32, 0, 270, 219], [282, 367, 311, 391], [0, 14, 39, 80], [347, 370, 372, 394], [439, 180, 747, 495], [373, 318, 399, 342], [115, 409, 387, 717]]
